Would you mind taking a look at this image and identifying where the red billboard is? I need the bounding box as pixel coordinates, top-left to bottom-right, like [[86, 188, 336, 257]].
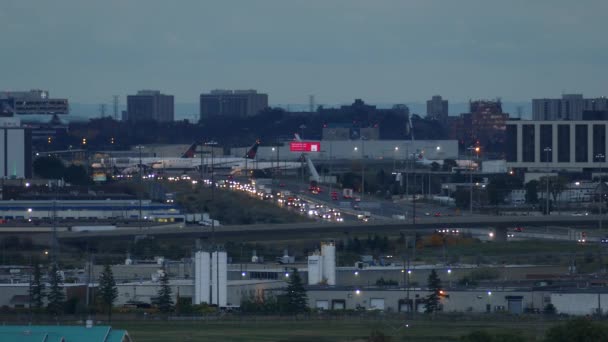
[[290, 141, 321, 152]]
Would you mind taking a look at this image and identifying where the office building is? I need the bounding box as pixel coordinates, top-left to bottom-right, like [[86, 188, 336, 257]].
[[506, 120, 608, 171], [448, 99, 509, 150], [322, 123, 380, 141], [0, 89, 69, 115], [532, 94, 608, 121], [126, 90, 174, 122], [199, 89, 268, 119], [426, 95, 448, 124], [0, 118, 32, 179]]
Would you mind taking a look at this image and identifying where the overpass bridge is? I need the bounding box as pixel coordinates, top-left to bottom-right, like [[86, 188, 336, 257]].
[[54, 215, 603, 241]]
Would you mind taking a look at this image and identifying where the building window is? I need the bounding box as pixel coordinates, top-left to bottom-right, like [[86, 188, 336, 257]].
[[522, 125, 535, 162], [558, 125, 570, 162], [575, 125, 588, 162], [540, 125, 553, 162], [506, 125, 517, 162], [593, 124, 606, 162]]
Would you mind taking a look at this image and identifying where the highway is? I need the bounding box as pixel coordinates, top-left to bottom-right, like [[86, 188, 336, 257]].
[[55, 214, 605, 241]]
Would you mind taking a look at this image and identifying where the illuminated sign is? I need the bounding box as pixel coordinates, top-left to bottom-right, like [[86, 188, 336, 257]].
[[289, 141, 321, 152]]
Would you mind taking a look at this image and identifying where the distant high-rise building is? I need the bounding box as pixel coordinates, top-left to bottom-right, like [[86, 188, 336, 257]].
[[0, 89, 69, 115], [126, 90, 174, 122], [199, 90, 268, 120], [426, 95, 448, 124], [449, 99, 509, 151], [532, 94, 608, 121]]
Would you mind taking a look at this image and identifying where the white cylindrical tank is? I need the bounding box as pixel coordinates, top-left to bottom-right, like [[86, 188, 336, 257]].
[[212, 251, 228, 307], [307, 254, 323, 285], [194, 251, 211, 304], [194, 253, 200, 304], [321, 242, 336, 285]]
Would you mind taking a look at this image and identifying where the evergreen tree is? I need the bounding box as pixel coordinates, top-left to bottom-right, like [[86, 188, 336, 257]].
[[425, 269, 442, 313], [285, 268, 308, 313], [153, 271, 174, 313], [29, 262, 45, 310], [46, 263, 65, 316], [98, 264, 118, 321]]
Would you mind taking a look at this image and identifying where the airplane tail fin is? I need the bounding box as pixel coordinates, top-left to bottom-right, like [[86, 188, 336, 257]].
[[181, 143, 198, 158], [244, 140, 260, 159]]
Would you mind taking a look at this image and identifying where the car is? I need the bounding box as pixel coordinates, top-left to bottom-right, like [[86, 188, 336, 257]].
[[434, 212, 442, 217], [279, 183, 286, 187], [601, 237, 608, 244], [424, 212, 431, 216], [514, 227, 523, 232]]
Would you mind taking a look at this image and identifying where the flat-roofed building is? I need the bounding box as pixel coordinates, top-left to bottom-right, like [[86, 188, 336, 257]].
[[533, 94, 608, 121], [126, 90, 174, 122], [200, 89, 268, 119], [0, 89, 69, 115], [506, 120, 608, 171]]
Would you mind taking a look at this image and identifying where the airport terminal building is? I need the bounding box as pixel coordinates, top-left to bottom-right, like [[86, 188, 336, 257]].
[[233, 140, 459, 161]]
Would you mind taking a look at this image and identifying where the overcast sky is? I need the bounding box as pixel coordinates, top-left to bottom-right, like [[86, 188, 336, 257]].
[[1, 0, 607, 105]]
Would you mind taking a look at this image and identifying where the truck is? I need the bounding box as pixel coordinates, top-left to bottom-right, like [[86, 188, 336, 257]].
[[357, 211, 371, 222], [70, 225, 117, 232], [198, 218, 221, 227], [343, 188, 354, 199]]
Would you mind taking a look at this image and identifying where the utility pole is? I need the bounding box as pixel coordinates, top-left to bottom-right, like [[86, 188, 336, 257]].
[[544, 147, 552, 216], [597, 153, 605, 232], [136, 145, 144, 230], [467, 146, 480, 215]]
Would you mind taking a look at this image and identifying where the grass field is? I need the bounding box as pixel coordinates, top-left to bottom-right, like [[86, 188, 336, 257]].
[[113, 317, 567, 342]]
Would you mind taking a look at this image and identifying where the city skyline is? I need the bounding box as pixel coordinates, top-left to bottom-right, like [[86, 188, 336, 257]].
[[1, 0, 607, 104]]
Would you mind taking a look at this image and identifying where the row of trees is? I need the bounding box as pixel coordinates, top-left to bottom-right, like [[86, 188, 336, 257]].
[[453, 175, 570, 212], [32, 156, 92, 185], [29, 262, 175, 319], [241, 268, 308, 314]]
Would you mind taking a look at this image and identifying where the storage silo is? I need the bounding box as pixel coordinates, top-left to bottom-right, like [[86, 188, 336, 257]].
[[321, 241, 336, 285], [307, 252, 323, 285], [194, 251, 210, 304], [211, 251, 228, 307]]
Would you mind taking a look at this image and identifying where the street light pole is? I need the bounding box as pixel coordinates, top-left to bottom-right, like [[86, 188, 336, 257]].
[[466, 146, 479, 215], [544, 147, 552, 216], [136, 145, 144, 230], [597, 153, 605, 232], [361, 138, 365, 202]]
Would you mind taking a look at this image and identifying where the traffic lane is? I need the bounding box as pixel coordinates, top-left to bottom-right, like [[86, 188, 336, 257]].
[[58, 215, 606, 241]]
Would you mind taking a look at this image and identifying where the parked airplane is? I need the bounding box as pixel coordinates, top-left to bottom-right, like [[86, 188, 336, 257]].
[[94, 140, 300, 174], [91, 143, 199, 171]]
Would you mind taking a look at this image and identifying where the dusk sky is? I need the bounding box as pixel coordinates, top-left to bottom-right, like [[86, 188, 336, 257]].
[[1, 0, 607, 105]]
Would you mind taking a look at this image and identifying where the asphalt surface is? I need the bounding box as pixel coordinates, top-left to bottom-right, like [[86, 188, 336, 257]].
[[55, 214, 606, 241]]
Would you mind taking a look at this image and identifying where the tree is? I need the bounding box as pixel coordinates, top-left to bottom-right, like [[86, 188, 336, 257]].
[[64, 164, 91, 185], [454, 189, 470, 210], [543, 303, 556, 315], [460, 331, 525, 342], [46, 263, 65, 315], [425, 269, 442, 313], [544, 318, 608, 342], [442, 159, 458, 172], [285, 268, 308, 313], [539, 176, 568, 209], [33, 156, 65, 179], [153, 271, 174, 313], [368, 329, 391, 342], [98, 264, 118, 321], [525, 180, 539, 204], [29, 262, 45, 310]]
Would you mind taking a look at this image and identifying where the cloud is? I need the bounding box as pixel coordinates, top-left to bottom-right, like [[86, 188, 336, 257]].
[[0, 0, 606, 103]]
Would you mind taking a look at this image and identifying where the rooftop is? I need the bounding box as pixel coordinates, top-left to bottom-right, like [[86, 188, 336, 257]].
[[0, 325, 130, 342]]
